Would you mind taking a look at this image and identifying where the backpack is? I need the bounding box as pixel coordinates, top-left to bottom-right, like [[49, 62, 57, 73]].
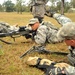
[[41, 21, 58, 31]]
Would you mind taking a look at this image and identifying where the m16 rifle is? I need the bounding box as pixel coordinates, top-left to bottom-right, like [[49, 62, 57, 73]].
[[20, 45, 68, 58]]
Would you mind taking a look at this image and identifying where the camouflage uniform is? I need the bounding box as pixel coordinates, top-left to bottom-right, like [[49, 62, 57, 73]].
[[53, 13, 72, 26], [28, 18, 62, 45], [51, 13, 75, 42], [34, 21, 60, 44], [0, 22, 19, 33], [52, 13, 75, 66], [30, 0, 48, 23]]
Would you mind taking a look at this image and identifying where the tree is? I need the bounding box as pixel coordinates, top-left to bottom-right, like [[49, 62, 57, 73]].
[[16, 0, 25, 14], [49, 0, 57, 6], [64, 2, 71, 12], [56, 1, 61, 12], [71, 0, 75, 8], [3, 0, 15, 12], [0, 4, 3, 12], [61, 0, 64, 15]]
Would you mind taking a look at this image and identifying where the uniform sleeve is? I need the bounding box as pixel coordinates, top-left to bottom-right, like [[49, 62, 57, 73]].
[[34, 25, 47, 44]]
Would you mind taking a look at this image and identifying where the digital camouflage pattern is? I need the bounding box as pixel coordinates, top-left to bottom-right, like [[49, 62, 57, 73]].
[[30, 0, 48, 18], [53, 13, 72, 26], [34, 21, 61, 44], [52, 13, 75, 66], [0, 22, 19, 33], [57, 22, 75, 42]]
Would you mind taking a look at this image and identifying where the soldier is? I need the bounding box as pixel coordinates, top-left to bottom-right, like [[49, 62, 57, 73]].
[[25, 14, 75, 66], [29, 0, 48, 23], [25, 18, 63, 45], [26, 56, 75, 75], [48, 12, 75, 66]]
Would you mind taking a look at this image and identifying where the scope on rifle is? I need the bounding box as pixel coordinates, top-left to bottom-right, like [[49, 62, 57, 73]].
[[19, 26, 26, 32]]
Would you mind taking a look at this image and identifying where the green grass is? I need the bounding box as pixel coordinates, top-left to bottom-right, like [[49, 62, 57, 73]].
[[0, 12, 75, 75], [0, 49, 4, 55]]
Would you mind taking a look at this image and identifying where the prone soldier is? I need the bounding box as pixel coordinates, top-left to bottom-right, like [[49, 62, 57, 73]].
[[25, 18, 63, 45], [25, 13, 75, 65], [47, 12, 75, 66]]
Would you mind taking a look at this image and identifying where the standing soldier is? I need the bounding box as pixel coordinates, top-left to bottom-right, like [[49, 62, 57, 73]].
[[29, 0, 48, 23]]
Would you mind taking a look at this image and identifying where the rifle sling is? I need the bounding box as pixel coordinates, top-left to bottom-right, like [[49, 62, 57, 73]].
[[0, 39, 13, 44]]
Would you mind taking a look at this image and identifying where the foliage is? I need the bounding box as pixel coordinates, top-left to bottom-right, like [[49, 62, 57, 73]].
[[71, 0, 75, 8], [3, 0, 15, 12], [56, 1, 71, 13], [15, 0, 23, 14], [0, 0, 74, 13], [0, 49, 4, 55], [0, 4, 3, 12]]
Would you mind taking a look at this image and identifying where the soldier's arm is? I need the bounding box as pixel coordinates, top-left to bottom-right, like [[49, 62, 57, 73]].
[[34, 25, 47, 45]]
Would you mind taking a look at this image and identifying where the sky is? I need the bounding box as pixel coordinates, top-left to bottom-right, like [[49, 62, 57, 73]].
[[0, 0, 71, 5]]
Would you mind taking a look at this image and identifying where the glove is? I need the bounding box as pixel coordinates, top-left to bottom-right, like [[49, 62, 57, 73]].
[[24, 34, 32, 39], [31, 31, 36, 40]]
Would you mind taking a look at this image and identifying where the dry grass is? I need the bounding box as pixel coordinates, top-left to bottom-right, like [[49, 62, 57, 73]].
[[0, 12, 75, 75]]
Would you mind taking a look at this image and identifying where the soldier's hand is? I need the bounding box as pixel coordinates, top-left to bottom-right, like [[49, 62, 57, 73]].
[[24, 34, 32, 39]]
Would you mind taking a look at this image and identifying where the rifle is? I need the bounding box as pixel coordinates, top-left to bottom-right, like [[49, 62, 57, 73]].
[[0, 26, 33, 44], [20, 45, 69, 58]]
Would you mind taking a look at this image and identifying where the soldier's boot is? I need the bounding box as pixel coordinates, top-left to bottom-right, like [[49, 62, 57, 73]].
[[67, 46, 75, 66], [45, 10, 56, 17]]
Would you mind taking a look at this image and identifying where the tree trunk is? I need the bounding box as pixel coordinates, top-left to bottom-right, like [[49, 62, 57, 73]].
[[61, 0, 64, 15]]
